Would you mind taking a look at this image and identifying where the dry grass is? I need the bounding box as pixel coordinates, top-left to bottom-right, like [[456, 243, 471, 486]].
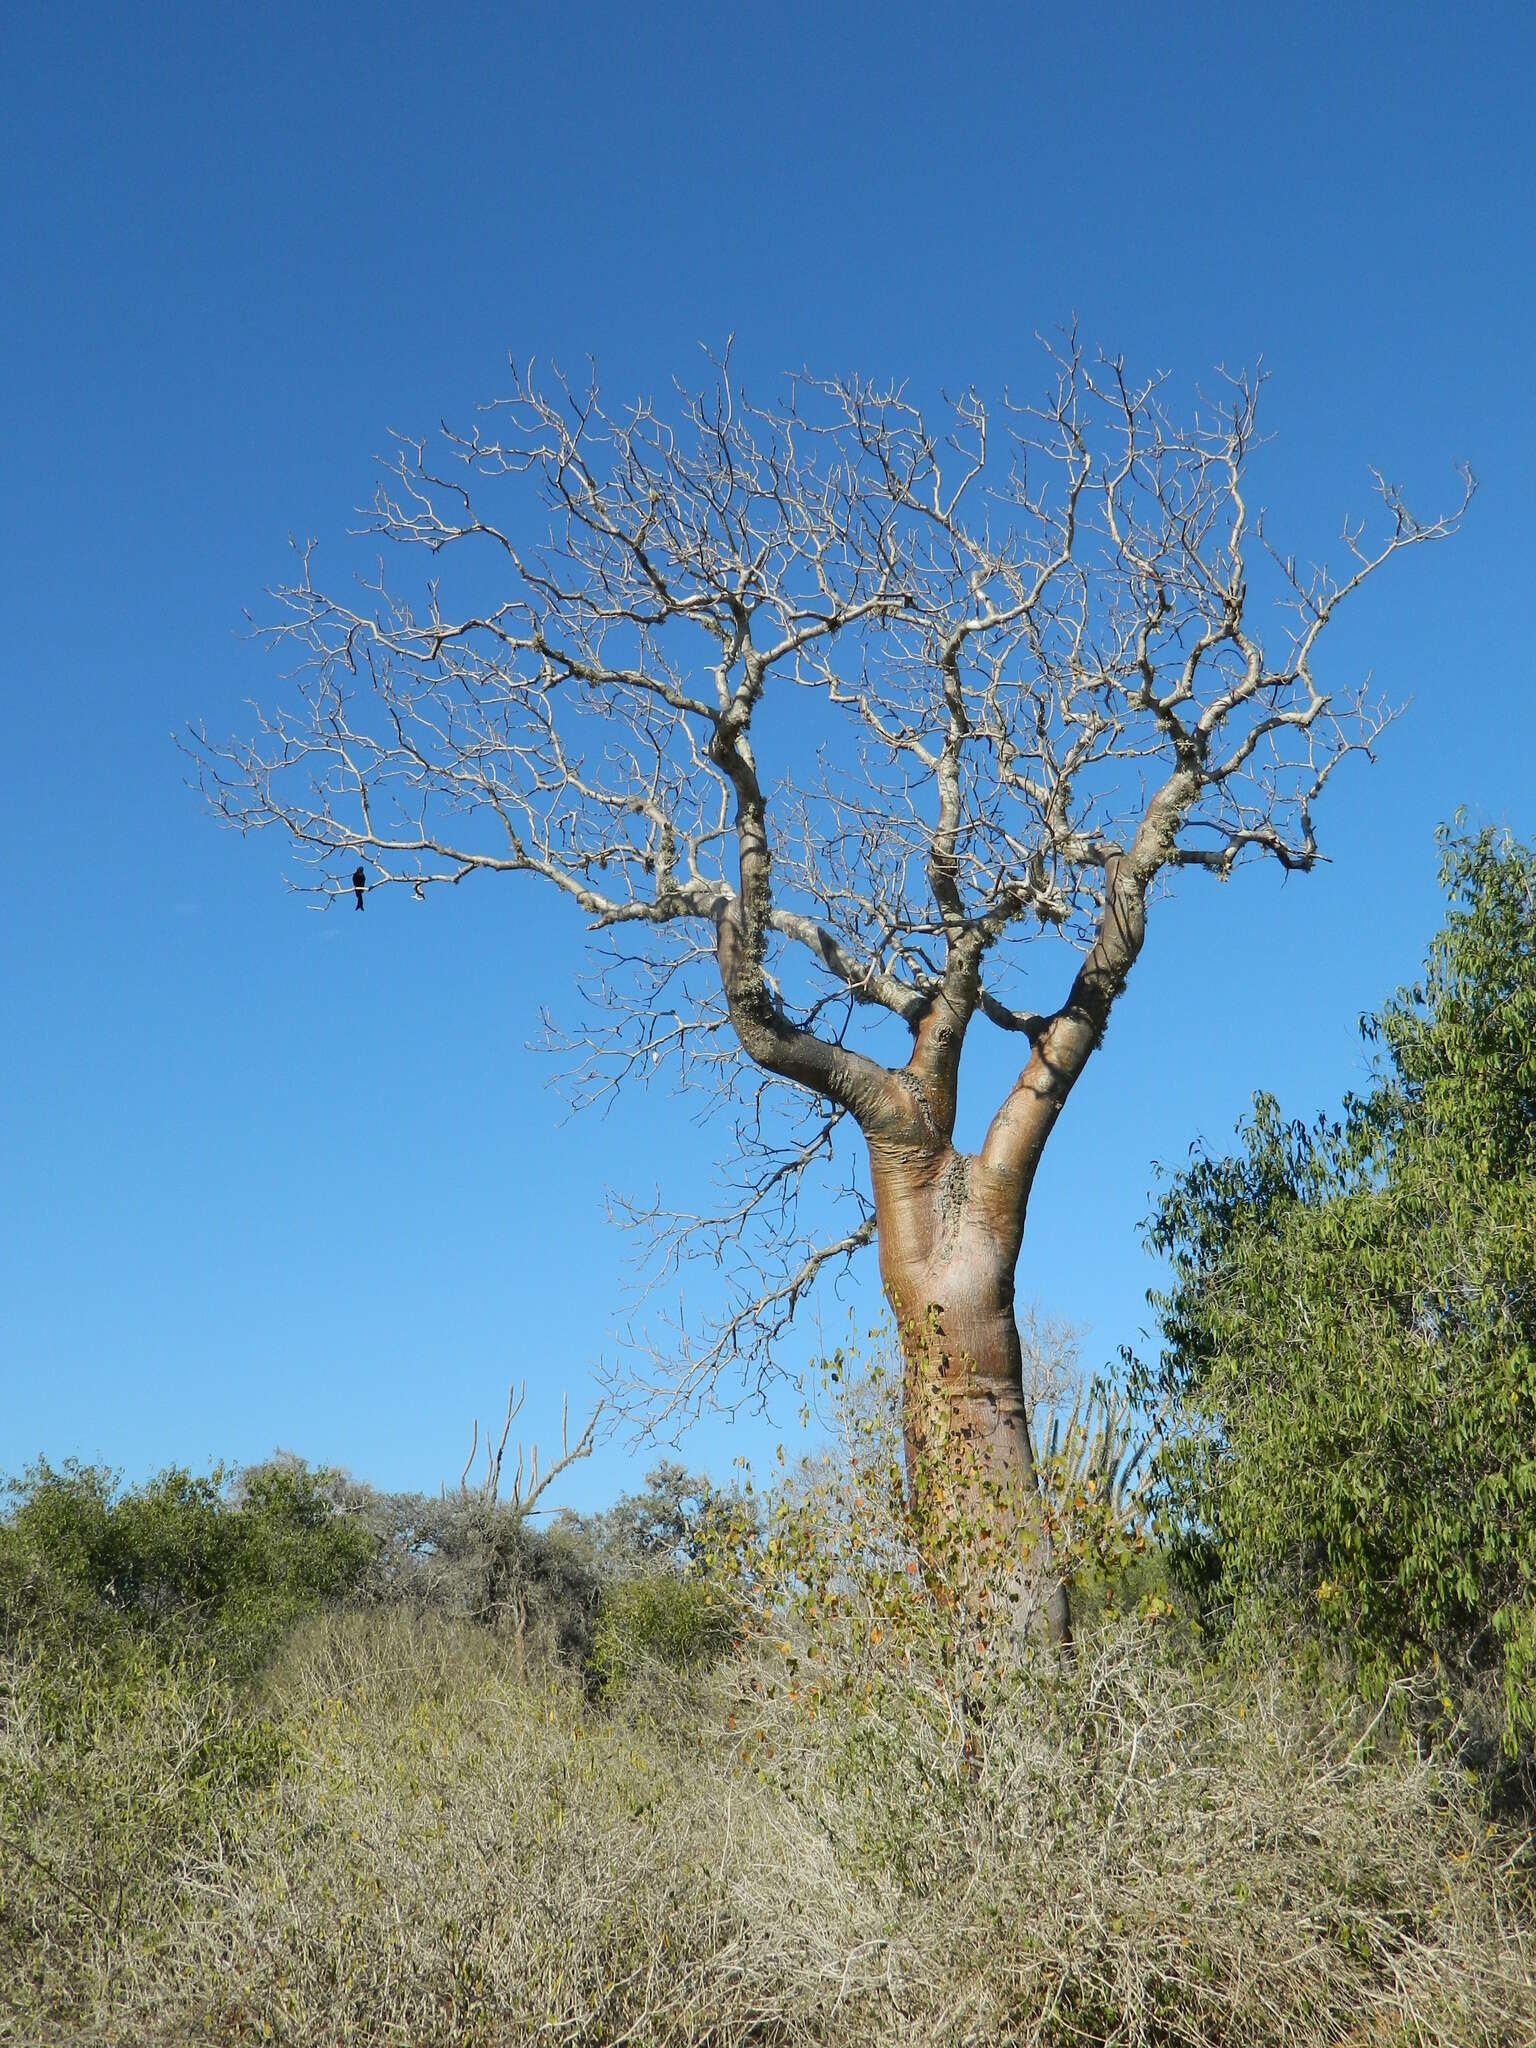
[[3, 1599, 1532, 2047]]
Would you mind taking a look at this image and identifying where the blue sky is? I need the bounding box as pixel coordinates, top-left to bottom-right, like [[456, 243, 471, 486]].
[[3, 1, 1533, 1514]]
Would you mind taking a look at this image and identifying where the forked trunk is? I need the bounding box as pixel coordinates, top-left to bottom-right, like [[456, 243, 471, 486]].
[[714, 831, 1150, 1657], [869, 1136, 1071, 1648]]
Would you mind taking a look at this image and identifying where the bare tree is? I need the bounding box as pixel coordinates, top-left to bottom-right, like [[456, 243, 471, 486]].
[[192, 335, 1470, 1643], [456, 1382, 603, 1520], [453, 1383, 602, 1679]]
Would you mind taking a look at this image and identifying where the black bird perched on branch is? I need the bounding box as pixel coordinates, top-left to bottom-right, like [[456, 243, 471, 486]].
[[352, 864, 366, 911]]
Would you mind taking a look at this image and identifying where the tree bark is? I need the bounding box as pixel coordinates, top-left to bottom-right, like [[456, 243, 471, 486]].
[[868, 1131, 1072, 1648], [860, 862, 1159, 1652]]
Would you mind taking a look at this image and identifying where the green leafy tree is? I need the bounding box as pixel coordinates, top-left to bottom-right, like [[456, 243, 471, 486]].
[[1139, 822, 1536, 1757], [0, 1456, 376, 1676]]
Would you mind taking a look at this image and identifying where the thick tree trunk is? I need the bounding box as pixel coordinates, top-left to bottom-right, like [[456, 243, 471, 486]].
[[714, 803, 1154, 1657], [868, 1134, 1071, 1648]]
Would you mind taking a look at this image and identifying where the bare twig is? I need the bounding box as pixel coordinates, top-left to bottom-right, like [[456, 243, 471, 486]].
[[457, 1383, 602, 1515]]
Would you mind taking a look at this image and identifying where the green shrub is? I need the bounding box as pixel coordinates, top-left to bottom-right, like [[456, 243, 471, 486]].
[[1138, 822, 1536, 1768], [0, 1455, 377, 1677], [0, 1631, 286, 2019], [588, 1568, 736, 1695]]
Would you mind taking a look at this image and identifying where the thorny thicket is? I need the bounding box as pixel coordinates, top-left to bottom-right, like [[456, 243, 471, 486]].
[[3, 1354, 1531, 2046]]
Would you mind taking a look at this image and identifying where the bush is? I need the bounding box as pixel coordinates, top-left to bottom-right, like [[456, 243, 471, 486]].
[[0, 1454, 376, 1676], [6, 1510, 1531, 2044], [330, 1478, 604, 1674], [1137, 822, 1536, 1769], [588, 1569, 737, 1696], [0, 1630, 287, 2025]]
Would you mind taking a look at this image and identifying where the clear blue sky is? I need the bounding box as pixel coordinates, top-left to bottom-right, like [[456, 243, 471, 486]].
[[4, 1, 1533, 1514]]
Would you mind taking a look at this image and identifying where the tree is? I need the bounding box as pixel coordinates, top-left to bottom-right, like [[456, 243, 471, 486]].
[[192, 337, 1470, 1644], [1137, 823, 1536, 1754]]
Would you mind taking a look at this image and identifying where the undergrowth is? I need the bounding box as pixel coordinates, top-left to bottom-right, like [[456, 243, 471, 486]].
[[2, 1381, 1533, 2046], [2, 1603, 1531, 2045]]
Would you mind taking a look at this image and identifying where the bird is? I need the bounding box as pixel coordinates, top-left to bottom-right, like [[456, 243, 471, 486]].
[[352, 864, 367, 911]]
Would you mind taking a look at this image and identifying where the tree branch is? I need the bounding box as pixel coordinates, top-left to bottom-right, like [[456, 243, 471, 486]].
[[193, 339, 1471, 1412]]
